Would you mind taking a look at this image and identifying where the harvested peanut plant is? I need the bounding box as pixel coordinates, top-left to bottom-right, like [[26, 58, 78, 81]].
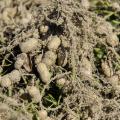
[[0, 0, 120, 120]]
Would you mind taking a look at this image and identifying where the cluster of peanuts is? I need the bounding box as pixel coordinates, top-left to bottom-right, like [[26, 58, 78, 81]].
[[0, 26, 66, 87], [35, 35, 61, 83], [0, 26, 66, 120], [0, 25, 67, 120]]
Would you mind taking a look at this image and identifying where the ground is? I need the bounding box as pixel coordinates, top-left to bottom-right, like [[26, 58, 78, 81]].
[[0, 0, 120, 120]]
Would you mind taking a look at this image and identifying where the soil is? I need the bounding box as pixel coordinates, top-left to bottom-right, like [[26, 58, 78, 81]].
[[0, 0, 120, 120]]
